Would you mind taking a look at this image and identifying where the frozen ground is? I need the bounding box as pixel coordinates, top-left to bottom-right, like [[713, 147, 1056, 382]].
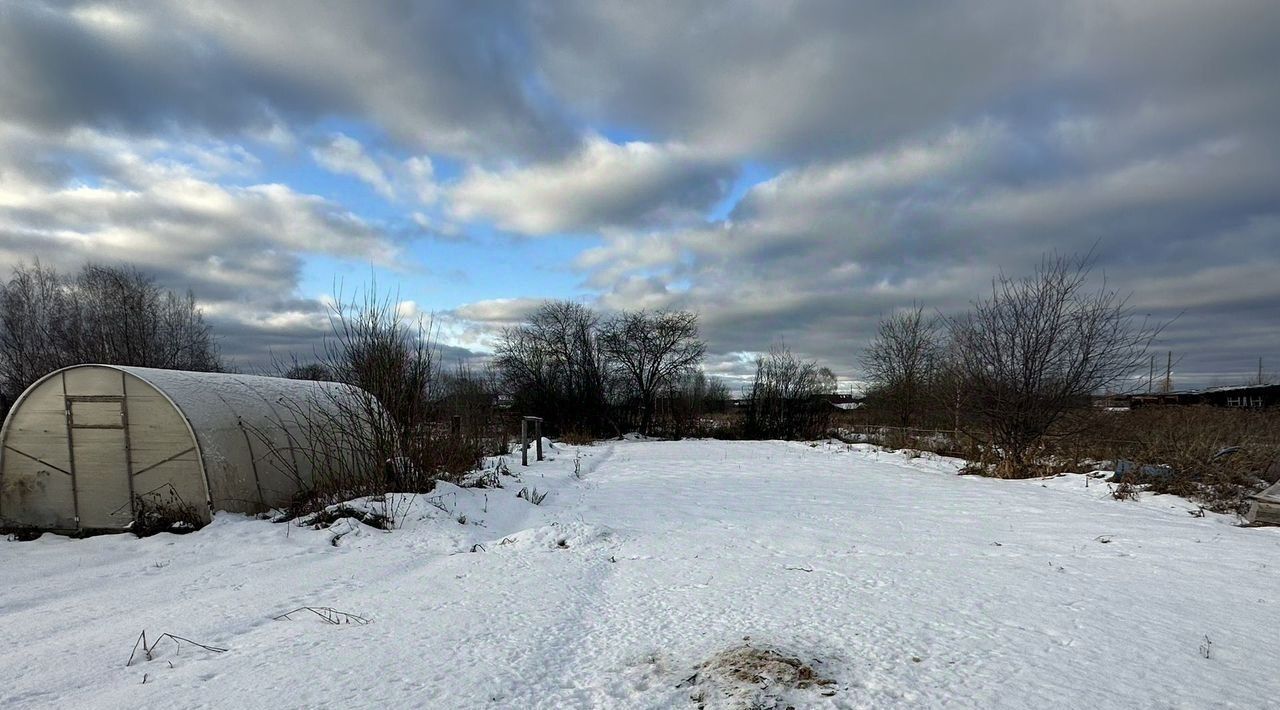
[[3, 439, 1279, 709]]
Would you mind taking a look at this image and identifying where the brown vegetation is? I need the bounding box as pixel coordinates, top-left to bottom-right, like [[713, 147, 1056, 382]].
[[842, 407, 1280, 514]]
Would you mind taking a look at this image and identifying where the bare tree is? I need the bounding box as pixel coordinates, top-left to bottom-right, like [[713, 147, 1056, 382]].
[[947, 254, 1161, 476], [816, 367, 839, 394], [600, 309, 706, 435], [0, 262, 221, 414], [494, 301, 616, 436], [658, 370, 730, 438], [742, 343, 832, 439], [861, 305, 941, 428]]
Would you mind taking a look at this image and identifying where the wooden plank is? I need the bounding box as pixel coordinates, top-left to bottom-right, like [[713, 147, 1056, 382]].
[[1248, 500, 1280, 526], [71, 427, 132, 529]]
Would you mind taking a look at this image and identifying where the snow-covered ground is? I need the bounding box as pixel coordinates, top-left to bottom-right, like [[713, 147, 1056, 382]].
[[3, 439, 1279, 709]]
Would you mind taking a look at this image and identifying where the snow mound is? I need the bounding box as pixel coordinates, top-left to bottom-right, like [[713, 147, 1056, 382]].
[[490, 521, 615, 552]]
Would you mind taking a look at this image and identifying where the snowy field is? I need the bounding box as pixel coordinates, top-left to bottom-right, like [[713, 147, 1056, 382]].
[[3, 439, 1279, 709]]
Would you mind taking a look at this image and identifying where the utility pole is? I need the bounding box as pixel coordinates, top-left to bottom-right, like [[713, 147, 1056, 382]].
[[1148, 355, 1155, 394], [1162, 351, 1172, 393], [1260, 357, 1265, 386]]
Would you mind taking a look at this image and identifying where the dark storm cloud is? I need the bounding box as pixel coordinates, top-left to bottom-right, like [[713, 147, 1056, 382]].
[[0, 1, 575, 159], [587, 116, 1280, 385], [533, 1, 1280, 162], [540, 0, 1280, 386]]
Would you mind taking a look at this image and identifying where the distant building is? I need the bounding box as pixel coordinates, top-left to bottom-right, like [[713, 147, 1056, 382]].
[[1127, 383, 1280, 409], [818, 393, 864, 410], [728, 393, 865, 409]]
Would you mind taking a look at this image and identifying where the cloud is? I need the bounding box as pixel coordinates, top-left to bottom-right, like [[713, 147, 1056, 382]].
[[402, 157, 439, 205], [0, 1, 575, 159], [449, 136, 735, 234], [533, 1, 1280, 161], [310, 133, 439, 205], [580, 119, 1280, 383], [311, 133, 397, 199], [452, 297, 548, 325], [0, 124, 406, 367]]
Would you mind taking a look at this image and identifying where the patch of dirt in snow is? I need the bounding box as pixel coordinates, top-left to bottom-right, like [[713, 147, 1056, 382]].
[[679, 643, 838, 709]]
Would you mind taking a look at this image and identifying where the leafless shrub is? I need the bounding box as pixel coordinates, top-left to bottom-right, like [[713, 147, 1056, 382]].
[[653, 370, 730, 439], [283, 362, 332, 381], [557, 429, 597, 446], [1110, 480, 1140, 501], [946, 253, 1162, 477], [127, 485, 203, 537], [259, 283, 498, 521], [741, 344, 833, 440], [861, 305, 943, 429], [436, 362, 506, 473]]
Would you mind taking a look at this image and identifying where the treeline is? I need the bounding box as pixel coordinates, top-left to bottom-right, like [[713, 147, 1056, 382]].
[[490, 301, 847, 441], [493, 301, 716, 438], [2, 253, 1186, 492], [0, 262, 222, 414], [0, 259, 846, 453]]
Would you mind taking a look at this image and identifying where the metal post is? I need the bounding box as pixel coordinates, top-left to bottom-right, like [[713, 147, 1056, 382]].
[[535, 419, 543, 461], [521, 418, 529, 466]]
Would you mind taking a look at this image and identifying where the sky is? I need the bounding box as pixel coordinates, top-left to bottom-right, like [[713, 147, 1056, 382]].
[[1, 1, 1277, 389]]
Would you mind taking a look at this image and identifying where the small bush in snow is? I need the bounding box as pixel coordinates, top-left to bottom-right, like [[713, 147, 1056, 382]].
[[1110, 480, 1140, 502], [129, 487, 203, 537], [517, 487, 548, 505], [301, 503, 392, 531]]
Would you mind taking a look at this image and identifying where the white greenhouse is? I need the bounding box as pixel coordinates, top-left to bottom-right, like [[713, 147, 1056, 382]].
[[0, 365, 376, 533]]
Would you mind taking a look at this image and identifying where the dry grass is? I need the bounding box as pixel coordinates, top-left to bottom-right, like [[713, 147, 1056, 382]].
[[846, 407, 1280, 512], [557, 429, 597, 446], [1060, 407, 1280, 513]]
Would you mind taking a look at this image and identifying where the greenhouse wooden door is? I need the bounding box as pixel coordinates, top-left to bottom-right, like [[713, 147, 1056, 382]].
[[66, 396, 134, 530]]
